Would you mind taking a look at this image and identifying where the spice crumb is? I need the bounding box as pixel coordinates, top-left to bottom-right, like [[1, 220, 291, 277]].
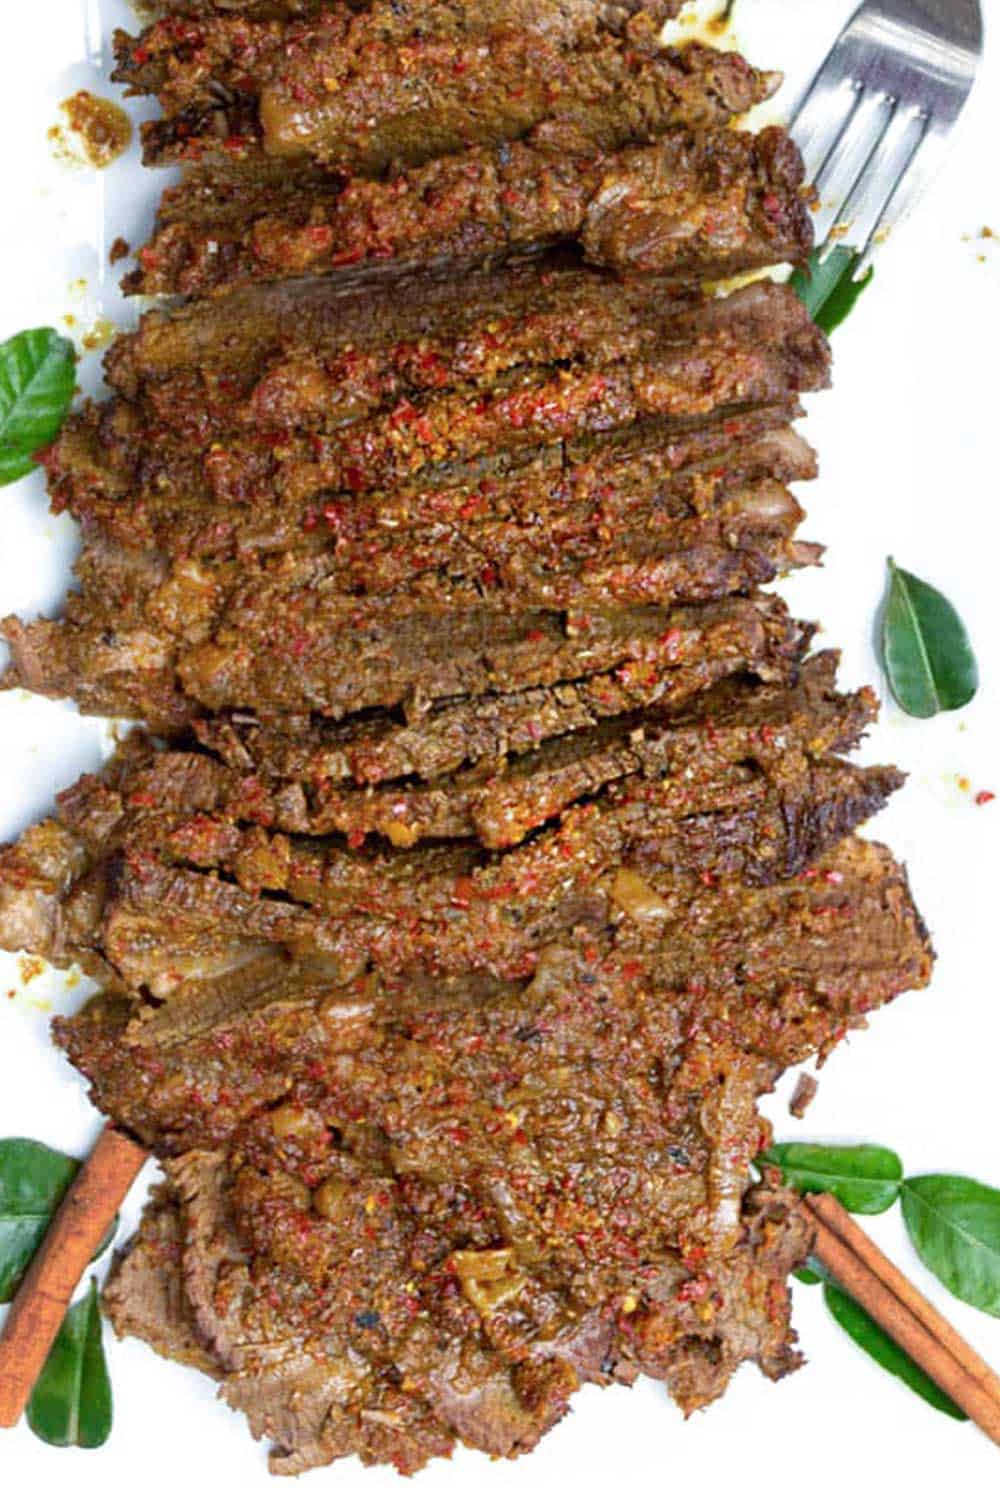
[[109, 236, 131, 266], [975, 790, 995, 807], [17, 955, 46, 986], [789, 1073, 818, 1119], [49, 92, 132, 170]]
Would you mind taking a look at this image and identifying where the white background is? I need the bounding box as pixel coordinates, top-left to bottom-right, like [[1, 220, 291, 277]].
[[0, 0, 997, 1492]]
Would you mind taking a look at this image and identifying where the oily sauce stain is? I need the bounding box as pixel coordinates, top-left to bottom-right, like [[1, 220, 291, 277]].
[[49, 91, 133, 169]]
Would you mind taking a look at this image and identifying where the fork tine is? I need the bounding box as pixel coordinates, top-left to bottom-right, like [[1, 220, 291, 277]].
[[833, 105, 926, 258], [854, 117, 948, 275], [810, 90, 895, 248], [791, 0, 982, 279], [792, 72, 862, 184]]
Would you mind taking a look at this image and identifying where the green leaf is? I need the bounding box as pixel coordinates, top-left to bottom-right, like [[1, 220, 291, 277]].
[[789, 245, 874, 334], [756, 1142, 903, 1214], [823, 1281, 968, 1421], [0, 327, 76, 488], [793, 1256, 828, 1286], [0, 1138, 117, 1303], [26, 1280, 113, 1448], [880, 559, 979, 719], [901, 1174, 1000, 1317]]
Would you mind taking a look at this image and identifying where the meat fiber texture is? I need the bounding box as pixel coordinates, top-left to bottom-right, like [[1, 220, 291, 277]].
[[0, 674, 931, 1473], [125, 125, 812, 298], [5, 273, 830, 728], [115, 4, 776, 172]]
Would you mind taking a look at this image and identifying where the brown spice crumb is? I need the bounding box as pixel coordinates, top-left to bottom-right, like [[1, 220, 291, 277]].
[[52, 92, 132, 170], [109, 236, 131, 266], [17, 955, 46, 986], [789, 1072, 818, 1119], [82, 318, 116, 353]]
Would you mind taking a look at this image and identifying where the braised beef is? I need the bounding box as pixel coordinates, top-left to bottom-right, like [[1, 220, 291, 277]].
[[115, 6, 774, 172], [0, 10, 936, 1474], [126, 126, 810, 298]]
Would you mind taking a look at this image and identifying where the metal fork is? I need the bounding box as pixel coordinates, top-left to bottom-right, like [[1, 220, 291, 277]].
[[790, 0, 983, 274]]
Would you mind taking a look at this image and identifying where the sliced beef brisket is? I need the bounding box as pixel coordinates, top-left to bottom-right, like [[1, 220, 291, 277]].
[[0, 6, 939, 1480], [103, 1157, 806, 1474], [195, 649, 866, 795], [53, 407, 813, 563], [59, 831, 932, 1160], [116, 4, 775, 172], [3, 584, 811, 728], [126, 125, 810, 297], [47, 280, 829, 535]]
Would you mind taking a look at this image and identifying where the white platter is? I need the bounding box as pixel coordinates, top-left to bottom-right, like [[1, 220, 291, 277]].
[[1, 1, 998, 1493]]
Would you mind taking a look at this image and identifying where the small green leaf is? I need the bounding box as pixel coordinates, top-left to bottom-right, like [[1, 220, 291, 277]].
[[0, 327, 76, 488], [880, 559, 979, 719], [756, 1142, 903, 1214], [901, 1174, 1000, 1317], [26, 1280, 113, 1448], [823, 1281, 968, 1421], [0, 1138, 117, 1303], [790, 246, 874, 334], [793, 1256, 828, 1286]]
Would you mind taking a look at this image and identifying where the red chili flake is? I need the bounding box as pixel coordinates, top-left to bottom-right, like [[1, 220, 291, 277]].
[[347, 830, 366, 850], [451, 876, 476, 909], [763, 193, 783, 217], [307, 224, 334, 248], [31, 441, 58, 469], [330, 245, 366, 268], [481, 880, 517, 901], [302, 509, 319, 532], [976, 790, 996, 806], [677, 1275, 712, 1303]]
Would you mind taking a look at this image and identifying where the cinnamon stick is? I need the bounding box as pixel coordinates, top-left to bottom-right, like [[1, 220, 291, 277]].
[[0, 1124, 148, 1429], [805, 1192, 1000, 1445]]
